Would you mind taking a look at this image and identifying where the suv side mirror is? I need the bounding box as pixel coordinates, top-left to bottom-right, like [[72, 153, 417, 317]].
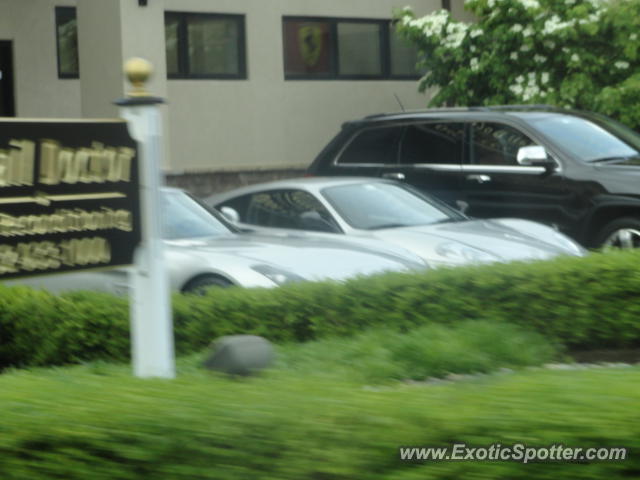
[[517, 145, 556, 171], [219, 206, 240, 223]]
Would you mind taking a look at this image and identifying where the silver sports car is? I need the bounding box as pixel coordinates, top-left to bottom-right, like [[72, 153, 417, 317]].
[[4, 188, 427, 294], [207, 177, 586, 267]]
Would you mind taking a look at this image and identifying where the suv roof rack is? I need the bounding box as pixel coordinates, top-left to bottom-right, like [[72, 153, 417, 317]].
[[363, 106, 472, 120], [362, 104, 567, 121], [470, 104, 562, 111]]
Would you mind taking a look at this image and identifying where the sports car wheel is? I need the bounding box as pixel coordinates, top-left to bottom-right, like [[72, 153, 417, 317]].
[[596, 217, 640, 249], [183, 275, 233, 295]]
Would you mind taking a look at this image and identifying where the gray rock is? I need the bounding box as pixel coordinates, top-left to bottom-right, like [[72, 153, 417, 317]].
[[203, 335, 274, 376]]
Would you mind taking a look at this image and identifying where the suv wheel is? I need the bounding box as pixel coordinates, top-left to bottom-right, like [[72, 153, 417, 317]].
[[596, 217, 640, 249]]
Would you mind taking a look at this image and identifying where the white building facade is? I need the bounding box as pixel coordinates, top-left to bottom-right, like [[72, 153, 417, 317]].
[[0, 0, 471, 194]]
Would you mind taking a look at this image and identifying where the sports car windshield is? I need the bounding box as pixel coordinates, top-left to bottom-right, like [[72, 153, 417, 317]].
[[163, 191, 231, 239], [321, 182, 458, 230], [527, 114, 640, 163]]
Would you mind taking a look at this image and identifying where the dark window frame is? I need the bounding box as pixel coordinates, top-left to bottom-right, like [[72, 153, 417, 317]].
[[55, 6, 79, 79], [165, 11, 247, 80], [336, 124, 404, 166], [465, 121, 538, 166], [335, 121, 470, 166], [399, 121, 466, 165], [282, 16, 421, 81]]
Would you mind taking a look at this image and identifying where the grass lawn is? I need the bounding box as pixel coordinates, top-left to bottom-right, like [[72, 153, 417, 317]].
[[0, 337, 638, 479]]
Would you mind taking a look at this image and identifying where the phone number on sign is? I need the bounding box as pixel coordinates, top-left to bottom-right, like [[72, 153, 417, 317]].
[[0, 237, 112, 274]]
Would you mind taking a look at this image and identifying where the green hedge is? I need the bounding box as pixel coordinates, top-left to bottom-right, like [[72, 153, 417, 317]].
[[0, 364, 638, 479], [173, 249, 640, 348], [0, 287, 130, 370], [1, 250, 640, 369]]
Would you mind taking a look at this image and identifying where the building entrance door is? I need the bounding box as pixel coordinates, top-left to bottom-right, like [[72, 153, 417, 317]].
[[0, 41, 15, 117]]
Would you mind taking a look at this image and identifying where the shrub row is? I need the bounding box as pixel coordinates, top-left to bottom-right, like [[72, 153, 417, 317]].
[[0, 364, 638, 479], [174, 249, 640, 350], [1, 249, 640, 369]]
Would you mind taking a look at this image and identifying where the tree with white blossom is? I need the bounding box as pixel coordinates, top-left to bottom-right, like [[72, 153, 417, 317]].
[[394, 0, 640, 128]]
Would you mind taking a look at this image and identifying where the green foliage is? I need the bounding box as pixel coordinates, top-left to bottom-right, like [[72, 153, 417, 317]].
[[1, 249, 640, 370], [0, 362, 638, 479], [0, 288, 130, 369], [395, 0, 640, 128], [277, 320, 558, 384], [173, 249, 640, 353]]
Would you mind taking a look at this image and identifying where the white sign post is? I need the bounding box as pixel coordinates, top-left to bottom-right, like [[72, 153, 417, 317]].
[[117, 58, 175, 378]]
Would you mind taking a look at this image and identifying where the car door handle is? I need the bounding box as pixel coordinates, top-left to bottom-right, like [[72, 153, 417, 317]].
[[382, 172, 405, 180], [466, 174, 491, 183]]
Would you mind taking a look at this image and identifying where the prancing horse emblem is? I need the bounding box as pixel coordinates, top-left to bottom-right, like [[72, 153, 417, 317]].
[[299, 25, 322, 67]]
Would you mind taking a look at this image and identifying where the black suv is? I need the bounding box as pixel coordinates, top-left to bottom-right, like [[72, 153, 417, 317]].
[[307, 106, 640, 248]]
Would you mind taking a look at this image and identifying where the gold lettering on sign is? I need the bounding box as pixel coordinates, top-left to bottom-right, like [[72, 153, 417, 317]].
[[38, 140, 59, 185], [0, 208, 133, 237], [0, 140, 35, 187], [0, 245, 19, 274], [38, 140, 134, 186], [0, 237, 112, 273]]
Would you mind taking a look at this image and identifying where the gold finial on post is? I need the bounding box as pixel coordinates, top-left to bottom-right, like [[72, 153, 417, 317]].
[[124, 57, 153, 97]]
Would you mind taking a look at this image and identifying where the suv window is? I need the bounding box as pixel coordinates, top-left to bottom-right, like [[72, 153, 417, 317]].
[[467, 122, 536, 166], [526, 114, 640, 163], [400, 122, 464, 164], [337, 126, 402, 164], [245, 189, 339, 232]]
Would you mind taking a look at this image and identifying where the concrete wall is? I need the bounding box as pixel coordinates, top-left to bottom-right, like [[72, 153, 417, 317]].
[[77, 0, 168, 119], [0, 0, 80, 118], [163, 0, 443, 174]]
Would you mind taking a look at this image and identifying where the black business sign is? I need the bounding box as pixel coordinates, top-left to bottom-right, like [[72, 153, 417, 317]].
[[0, 119, 140, 279]]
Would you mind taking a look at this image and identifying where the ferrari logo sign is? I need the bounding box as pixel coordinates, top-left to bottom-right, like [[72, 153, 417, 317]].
[[299, 25, 322, 67]]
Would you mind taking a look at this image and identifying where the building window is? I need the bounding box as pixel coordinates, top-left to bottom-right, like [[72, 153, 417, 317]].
[[165, 12, 246, 79], [337, 22, 382, 76], [55, 7, 79, 79], [389, 24, 422, 78], [283, 16, 422, 80]]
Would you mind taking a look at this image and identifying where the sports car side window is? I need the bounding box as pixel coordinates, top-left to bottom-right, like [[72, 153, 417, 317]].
[[246, 190, 339, 233], [218, 194, 252, 221], [399, 122, 464, 165], [337, 126, 403, 165], [467, 123, 536, 166]]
